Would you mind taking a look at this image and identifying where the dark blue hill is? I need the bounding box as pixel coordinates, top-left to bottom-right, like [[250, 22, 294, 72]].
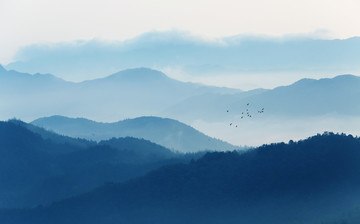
[[2, 132, 360, 223], [0, 120, 191, 208]]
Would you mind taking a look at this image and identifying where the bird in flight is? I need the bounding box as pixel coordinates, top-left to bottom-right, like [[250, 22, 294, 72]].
[[258, 108, 265, 113], [226, 102, 265, 128]]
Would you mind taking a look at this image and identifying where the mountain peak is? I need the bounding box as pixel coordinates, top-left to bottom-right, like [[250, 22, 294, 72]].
[[31, 115, 239, 152], [332, 74, 360, 81], [290, 74, 360, 88], [33, 115, 96, 126], [105, 68, 169, 82]]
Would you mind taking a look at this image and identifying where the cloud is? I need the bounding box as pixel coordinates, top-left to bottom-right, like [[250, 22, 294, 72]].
[[1, 0, 360, 65], [6, 30, 360, 87]]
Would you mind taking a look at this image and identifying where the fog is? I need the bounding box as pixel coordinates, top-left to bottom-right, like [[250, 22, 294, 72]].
[[6, 32, 360, 88], [193, 115, 360, 146]]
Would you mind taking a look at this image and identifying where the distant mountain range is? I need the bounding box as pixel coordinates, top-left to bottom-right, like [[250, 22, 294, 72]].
[[31, 115, 239, 152], [5, 31, 360, 81], [162, 74, 360, 123], [2, 64, 360, 123], [0, 120, 202, 208], [0, 65, 240, 122], [2, 132, 360, 224], [2, 65, 360, 146]]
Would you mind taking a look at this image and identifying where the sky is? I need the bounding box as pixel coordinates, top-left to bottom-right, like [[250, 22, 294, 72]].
[[1, 0, 360, 65]]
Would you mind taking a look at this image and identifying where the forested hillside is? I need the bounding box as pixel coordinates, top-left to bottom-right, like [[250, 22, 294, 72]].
[[2, 132, 360, 223]]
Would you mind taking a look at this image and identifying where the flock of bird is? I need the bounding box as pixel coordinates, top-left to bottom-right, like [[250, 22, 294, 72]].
[[227, 103, 265, 128]]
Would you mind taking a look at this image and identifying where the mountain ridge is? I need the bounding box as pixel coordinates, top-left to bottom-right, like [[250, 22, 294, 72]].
[[0, 66, 242, 122], [163, 74, 360, 123], [0, 120, 199, 208], [102, 67, 169, 82], [2, 132, 360, 223], [31, 115, 240, 152]]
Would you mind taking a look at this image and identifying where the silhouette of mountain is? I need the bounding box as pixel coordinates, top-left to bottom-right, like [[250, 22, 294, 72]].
[[2, 133, 360, 223], [6, 31, 360, 81], [31, 115, 239, 152], [9, 119, 95, 149], [3, 64, 359, 125], [0, 120, 195, 208], [97, 67, 169, 82], [163, 74, 360, 122], [245, 74, 360, 116], [2, 65, 360, 147], [80, 67, 239, 96], [0, 65, 69, 93], [0, 66, 240, 122]]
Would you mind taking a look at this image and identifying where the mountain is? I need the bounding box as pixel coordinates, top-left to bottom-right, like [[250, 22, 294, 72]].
[[242, 74, 360, 116], [2, 64, 360, 147], [0, 66, 240, 122], [160, 74, 360, 146], [31, 115, 240, 152], [0, 65, 69, 93], [5, 31, 360, 81], [4, 64, 360, 125], [0, 120, 196, 208], [9, 119, 95, 148], [163, 74, 360, 122], [2, 132, 360, 224]]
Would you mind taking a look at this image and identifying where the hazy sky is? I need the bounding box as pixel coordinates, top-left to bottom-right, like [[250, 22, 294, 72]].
[[1, 0, 359, 64]]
